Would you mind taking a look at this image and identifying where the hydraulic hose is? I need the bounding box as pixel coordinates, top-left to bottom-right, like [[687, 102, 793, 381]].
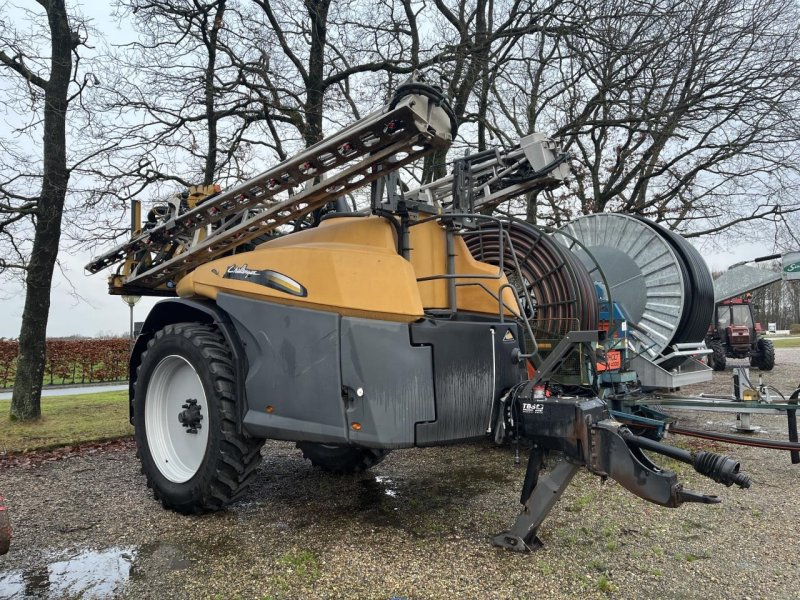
[[668, 424, 800, 453], [389, 80, 459, 140], [613, 415, 800, 455]]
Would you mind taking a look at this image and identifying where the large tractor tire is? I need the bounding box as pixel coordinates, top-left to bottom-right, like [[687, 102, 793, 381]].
[[134, 323, 264, 513], [751, 338, 776, 371], [708, 340, 726, 371], [296, 443, 390, 474]]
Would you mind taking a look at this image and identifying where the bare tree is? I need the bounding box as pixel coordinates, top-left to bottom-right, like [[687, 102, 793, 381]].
[[0, 0, 84, 420], [96, 0, 440, 222], [220, 0, 546, 181], [86, 0, 800, 259], [487, 0, 800, 239], [242, 0, 426, 146], [94, 0, 270, 200], [406, 0, 557, 180], [96, 1, 557, 204]]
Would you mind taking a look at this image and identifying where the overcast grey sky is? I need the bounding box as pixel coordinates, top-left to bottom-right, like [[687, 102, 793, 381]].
[[0, 250, 160, 338]]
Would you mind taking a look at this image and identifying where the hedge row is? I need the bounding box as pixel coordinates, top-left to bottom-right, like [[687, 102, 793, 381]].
[[0, 338, 129, 389]]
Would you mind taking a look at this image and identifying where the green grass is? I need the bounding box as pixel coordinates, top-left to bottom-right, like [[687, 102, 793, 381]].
[[678, 551, 710, 563], [768, 336, 800, 348], [596, 574, 613, 593], [0, 391, 132, 454], [273, 549, 321, 593]]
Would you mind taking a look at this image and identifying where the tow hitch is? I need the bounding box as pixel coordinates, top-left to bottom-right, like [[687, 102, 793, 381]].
[[492, 389, 750, 552]]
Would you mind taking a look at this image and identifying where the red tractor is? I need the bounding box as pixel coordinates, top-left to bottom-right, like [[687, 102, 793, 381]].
[[706, 297, 774, 371]]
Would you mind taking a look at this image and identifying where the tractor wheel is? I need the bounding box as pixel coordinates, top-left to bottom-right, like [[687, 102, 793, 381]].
[[296, 443, 390, 474], [709, 341, 726, 371], [134, 323, 264, 513], [753, 338, 776, 371]]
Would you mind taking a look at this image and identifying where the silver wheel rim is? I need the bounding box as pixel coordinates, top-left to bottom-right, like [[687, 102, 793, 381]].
[[145, 355, 210, 483]]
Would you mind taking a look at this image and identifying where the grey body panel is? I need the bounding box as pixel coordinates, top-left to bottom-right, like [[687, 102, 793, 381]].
[[411, 320, 523, 446], [218, 293, 349, 444], [340, 318, 435, 448], [218, 292, 524, 448]]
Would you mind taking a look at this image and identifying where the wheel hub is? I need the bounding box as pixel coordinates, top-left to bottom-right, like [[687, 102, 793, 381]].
[[178, 398, 203, 434]]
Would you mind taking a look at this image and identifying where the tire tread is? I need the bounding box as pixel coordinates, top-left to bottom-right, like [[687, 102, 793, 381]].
[[134, 322, 263, 513], [296, 442, 389, 474]]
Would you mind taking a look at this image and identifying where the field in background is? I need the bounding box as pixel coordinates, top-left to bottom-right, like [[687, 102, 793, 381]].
[[0, 391, 131, 454], [768, 336, 800, 348]]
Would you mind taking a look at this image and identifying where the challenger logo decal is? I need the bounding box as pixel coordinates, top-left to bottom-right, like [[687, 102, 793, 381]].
[[223, 264, 307, 297]]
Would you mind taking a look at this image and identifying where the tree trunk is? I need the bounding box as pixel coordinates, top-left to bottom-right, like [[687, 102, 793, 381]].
[[203, 0, 226, 185], [304, 0, 331, 147], [10, 0, 73, 421]]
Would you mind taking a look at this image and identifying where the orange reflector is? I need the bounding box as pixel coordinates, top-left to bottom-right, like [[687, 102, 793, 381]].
[[351, 422, 362, 431], [266, 405, 274, 413], [526, 361, 536, 380]]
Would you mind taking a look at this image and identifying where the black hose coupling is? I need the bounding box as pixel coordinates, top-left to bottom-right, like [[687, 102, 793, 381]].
[[692, 451, 751, 489]]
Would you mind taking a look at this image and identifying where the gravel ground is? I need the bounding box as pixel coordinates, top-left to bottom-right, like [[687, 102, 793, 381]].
[[1, 349, 800, 600]]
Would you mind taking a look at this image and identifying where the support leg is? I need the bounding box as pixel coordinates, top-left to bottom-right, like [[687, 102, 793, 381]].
[[788, 391, 798, 465], [492, 459, 580, 552]]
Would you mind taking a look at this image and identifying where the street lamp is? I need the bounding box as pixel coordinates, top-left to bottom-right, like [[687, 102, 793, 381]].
[[121, 295, 141, 350]]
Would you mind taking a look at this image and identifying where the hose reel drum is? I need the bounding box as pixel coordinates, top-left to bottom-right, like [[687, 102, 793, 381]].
[[556, 213, 714, 362]]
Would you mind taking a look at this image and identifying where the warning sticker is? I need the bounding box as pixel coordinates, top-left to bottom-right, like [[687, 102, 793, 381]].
[[596, 349, 621, 372]]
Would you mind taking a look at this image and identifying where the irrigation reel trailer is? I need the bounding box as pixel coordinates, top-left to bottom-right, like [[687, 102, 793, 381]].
[[476, 211, 800, 468], [88, 73, 758, 552]]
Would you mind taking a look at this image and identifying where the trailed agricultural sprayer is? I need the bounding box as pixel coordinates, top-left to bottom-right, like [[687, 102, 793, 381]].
[[88, 74, 754, 551]]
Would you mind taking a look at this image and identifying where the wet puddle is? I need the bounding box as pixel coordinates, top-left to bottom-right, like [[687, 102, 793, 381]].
[[0, 542, 190, 599], [0, 546, 135, 599], [356, 464, 515, 531], [373, 475, 399, 498]]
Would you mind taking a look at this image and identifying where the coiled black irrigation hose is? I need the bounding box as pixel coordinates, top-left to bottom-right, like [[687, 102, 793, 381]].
[[556, 214, 714, 358], [632, 217, 714, 347], [463, 221, 598, 344]]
